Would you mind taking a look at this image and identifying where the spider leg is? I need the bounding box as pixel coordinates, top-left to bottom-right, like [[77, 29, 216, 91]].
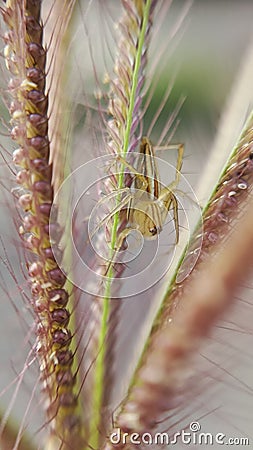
[[104, 226, 137, 277], [174, 143, 184, 186], [115, 154, 149, 190], [159, 192, 179, 244], [157, 143, 182, 235], [171, 193, 179, 243], [156, 143, 184, 190], [89, 188, 132, 241]]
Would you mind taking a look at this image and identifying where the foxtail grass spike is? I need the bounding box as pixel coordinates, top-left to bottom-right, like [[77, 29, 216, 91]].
[[103, 112, 253, 447], [89, 1, 157, 448], [2, 1, 84, 447]]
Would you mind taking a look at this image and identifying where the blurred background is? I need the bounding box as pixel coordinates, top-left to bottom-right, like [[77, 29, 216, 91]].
[[1, 1, 253, 448]]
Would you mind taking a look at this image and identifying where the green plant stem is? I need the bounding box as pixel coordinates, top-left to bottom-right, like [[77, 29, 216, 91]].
[[90, 1, 152, 449]]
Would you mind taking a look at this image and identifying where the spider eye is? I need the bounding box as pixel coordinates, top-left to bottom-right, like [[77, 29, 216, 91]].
[[149, 226, 157, 236]]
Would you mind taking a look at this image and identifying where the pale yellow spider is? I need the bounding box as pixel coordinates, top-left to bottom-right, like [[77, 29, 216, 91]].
[[90, 137, 184, 269]]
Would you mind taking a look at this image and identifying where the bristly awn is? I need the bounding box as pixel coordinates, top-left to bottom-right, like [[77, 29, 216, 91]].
[[89, 136, 184, 275]]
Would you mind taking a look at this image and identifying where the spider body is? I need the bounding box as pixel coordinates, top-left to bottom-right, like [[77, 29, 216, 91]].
[[118, 136, 184, 242], [89, 136, 184, 271], [127, 193, 165, 238]]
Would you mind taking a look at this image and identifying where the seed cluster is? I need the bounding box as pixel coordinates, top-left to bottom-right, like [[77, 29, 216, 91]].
[[107, 0, 157, 157], [2, 0, 82, 442], [203, 144, 253, 243], [177, 138, 253, 285]]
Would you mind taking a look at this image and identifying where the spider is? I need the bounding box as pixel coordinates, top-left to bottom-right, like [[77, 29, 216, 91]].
[[89, 136, 184, 270]]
